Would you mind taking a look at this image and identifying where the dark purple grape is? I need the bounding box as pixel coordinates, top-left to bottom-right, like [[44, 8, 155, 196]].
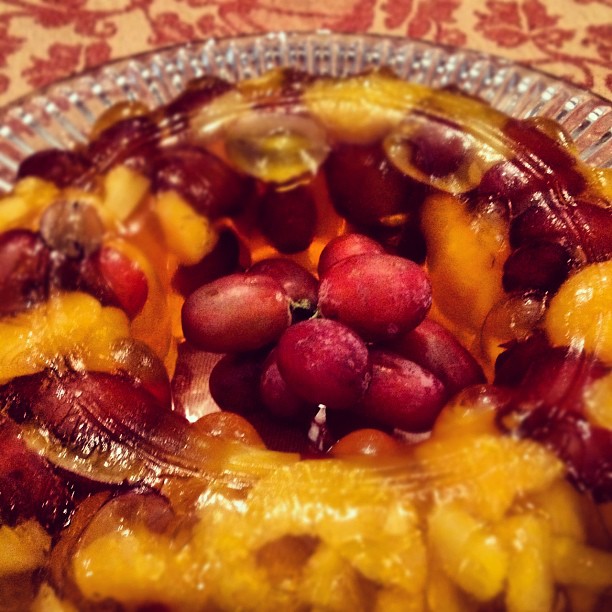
[[182, 273, 291, 353], [16, 148, 92, 187], [258, 185, 317, 253], [87, 115, 160, 172], [373, 219, 428, 264], [259, 349, 312, 422], [172, 227, 246, 297], [0, 229, 50, 315], [152, 145, 254, 219], [0, 414, 73, 531], [359, 350, 446, 433], [409, 120, 470, 178], [317, 233, 384, 277], [209, 352, 265, 415], [276, 318, 370, 410], [389, 318, 485, 398], [318, 253, 432, 341], [504, 119, 585, 196], [248, 258, 318, 320], [502, 241, 572, 293], [494, 332, 552, 387], [324, 142, 427, 230], [164, 76, 233, 121]]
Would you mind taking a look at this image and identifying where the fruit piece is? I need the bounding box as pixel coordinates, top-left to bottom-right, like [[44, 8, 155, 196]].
[[317, 233, 384, 277], [318, 252, 431, 341], [152, 145, 253, 218], [360, 350, 446, 432], [329, 429, 404, 458], [0, 292, 130, 385], [304, 71, 428, 143], [427, 502, 508, 602], [17, 149, 92, 188], [551, 536, 612, 588], [496, 514, 554, 612], [193, 412, 265, 448], [39, 199, 105, 259], [258, 185, 317, 254], [276, 318, 370, 410], [421, 193, 510, 332], [164, 75, 233, 122], [0, 229, 50, 315], [389, 318, 485, 398], [101, 164, 151, 223], [545, 260, 612, 363], [0, 415, 73, 531], [584, 371, 612, 430], [208, 351, 265, 415], [0, 520, 51, 575], [248, 258, 318, 320], [182, 273, 291, 353], [155, 190, 218, 265], [324, 142, 427, 233], [259, 349, 312, 422], [87, 115, 159, 171], [502, 241, 572, 293], [225, 112, 330, 184]]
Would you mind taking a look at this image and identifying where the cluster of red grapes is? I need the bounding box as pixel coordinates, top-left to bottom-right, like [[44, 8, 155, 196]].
[[182, 232, 485, 453]]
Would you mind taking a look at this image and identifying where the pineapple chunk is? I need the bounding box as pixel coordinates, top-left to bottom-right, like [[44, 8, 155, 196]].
[[31, 584, 78, 612], [155, 190, 218, 265], [551, 536, 612, 588], [496, 514, 555, 612], [0, 521, 50, 576], [0, 177, 59, 231], [102, 164, 150, 222], [426, 560, 472, 612], [427, 502, 508, 602]]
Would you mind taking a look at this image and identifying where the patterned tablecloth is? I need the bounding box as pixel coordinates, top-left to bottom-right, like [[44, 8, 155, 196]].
[[0, 0, 610, 107]]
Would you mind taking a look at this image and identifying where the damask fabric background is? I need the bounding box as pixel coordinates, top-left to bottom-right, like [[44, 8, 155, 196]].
[[0, 0, 610, 106]]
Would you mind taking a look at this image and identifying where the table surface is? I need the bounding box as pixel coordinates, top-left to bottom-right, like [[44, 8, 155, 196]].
[[0, 0, 610, 107]]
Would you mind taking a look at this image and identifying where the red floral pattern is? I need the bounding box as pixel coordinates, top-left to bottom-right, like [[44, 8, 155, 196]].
[[0, 0, 609, 105]]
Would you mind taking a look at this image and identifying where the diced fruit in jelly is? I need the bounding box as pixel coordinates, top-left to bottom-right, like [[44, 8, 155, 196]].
[[182, 273, 291, 353], [0, 520, 51, 576], [101, 164, 150, 222], [318, 253, 431, 341], [276, 318, 370, 410], [421, 193, 509, 332], [155, 190, 218, 265], [545, 261, 612, 363]]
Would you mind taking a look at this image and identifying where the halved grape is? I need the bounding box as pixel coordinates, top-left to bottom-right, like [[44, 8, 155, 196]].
[[258, 185, 317, 254], [329, 428, 403, 457], [193, 411, 265, 448], [182, 273, 291, 353], [276, 318, 370, 410], [359, 350, 446, 432], [318, 253, 431, 341], [0, 229, 50, 315]]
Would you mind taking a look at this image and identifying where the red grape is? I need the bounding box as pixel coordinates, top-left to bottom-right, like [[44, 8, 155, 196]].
[[258, 185, 317, 254], [208, 351, 265, 415], [317, 233, 384, 277], [318, 253, 431, 341], [259, 349, 312, 422], [17, 149, 92, 188], [389, 318, 485, 398], [0, 229, 50, 315], [276, 318, 370, 410], [0, 414, 73, 532], [152, 145, 254, 219], [182, 273, 291, 353], [359, 350, 446, 432], [248, 258, 318, 320]]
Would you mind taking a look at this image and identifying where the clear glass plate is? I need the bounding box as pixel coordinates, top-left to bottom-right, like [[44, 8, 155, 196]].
[[0, 31, 610, 194]]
